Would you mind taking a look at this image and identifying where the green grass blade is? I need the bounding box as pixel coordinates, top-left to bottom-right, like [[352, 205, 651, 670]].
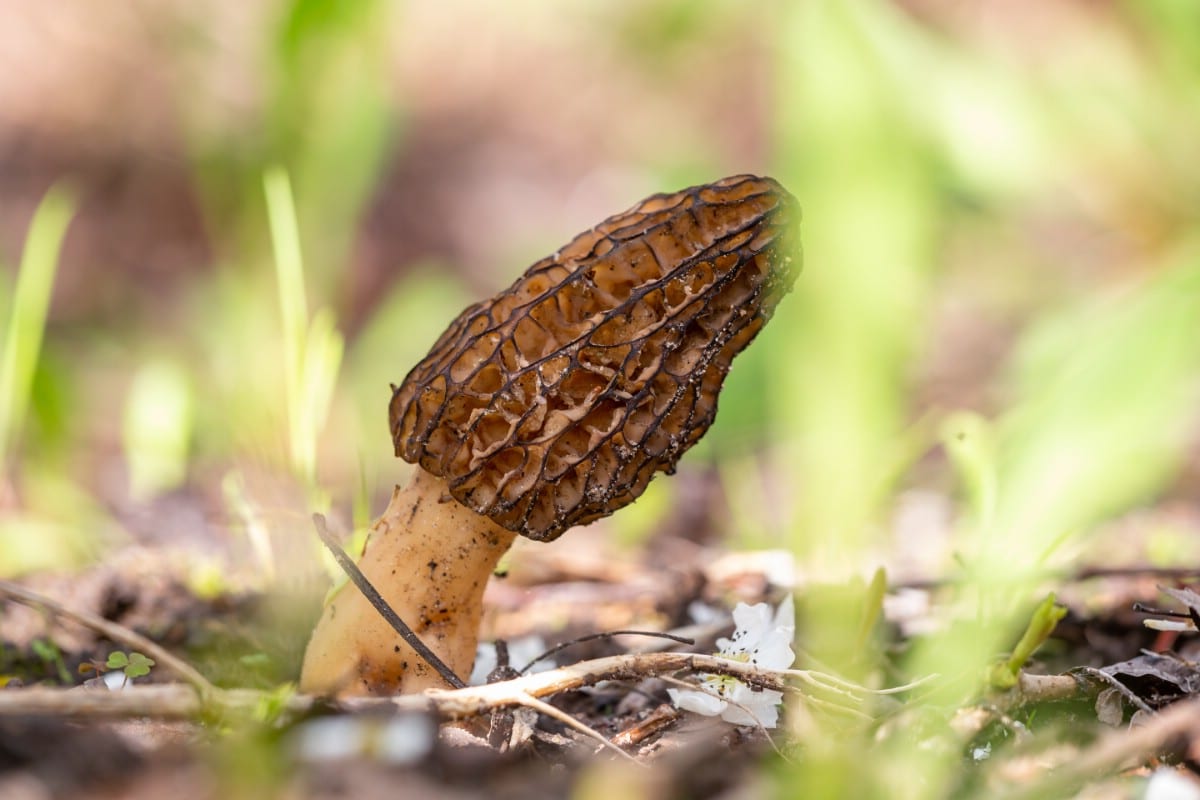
[[263, 167, 312, 481], [263, 166, 344, 495], [0, 185, 75, 463]]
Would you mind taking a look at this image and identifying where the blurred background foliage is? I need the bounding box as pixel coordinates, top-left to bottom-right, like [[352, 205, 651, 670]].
[[1, 0, 1199, 795]]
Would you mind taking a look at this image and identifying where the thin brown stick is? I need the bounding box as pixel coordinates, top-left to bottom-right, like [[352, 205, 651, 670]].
[[518, 692, 641, 763], [895, 565, 1200, 592], [519, 630, 696, 674], [1069, 667, 1156, 716], [0, 579, 216, 697], [1074, 566, 1200, 582], [0, 686, 271, 718], [0, 652, 835, 721], [1012, 671, 1080, 704]]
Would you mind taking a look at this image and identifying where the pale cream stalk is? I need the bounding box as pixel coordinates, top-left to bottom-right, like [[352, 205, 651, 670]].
[[300, 468, 516, 695]]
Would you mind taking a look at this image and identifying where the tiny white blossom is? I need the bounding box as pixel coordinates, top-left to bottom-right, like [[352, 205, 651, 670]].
[[668, 595, 795, 728]]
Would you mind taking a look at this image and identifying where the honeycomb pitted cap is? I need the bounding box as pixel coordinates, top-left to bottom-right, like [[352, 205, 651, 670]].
[[389, 174, 800, 541]]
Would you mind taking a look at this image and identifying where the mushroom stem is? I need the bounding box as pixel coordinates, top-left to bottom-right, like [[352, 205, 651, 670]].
[[299, 468, 516, 695]]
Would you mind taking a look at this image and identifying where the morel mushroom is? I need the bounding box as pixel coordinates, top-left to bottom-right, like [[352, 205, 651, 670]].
[[300, 174, 799, 695]]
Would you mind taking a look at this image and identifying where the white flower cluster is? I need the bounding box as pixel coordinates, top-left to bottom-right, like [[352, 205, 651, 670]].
[[668, 595, 795, 728]]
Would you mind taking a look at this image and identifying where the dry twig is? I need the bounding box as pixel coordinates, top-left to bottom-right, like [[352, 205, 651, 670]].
[[0, 651, 878, 722]]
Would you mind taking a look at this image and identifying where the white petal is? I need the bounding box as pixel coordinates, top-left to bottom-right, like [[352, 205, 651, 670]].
[[743, 595, 795, 669], [722, 684, 784, 728], [668, 687, 727, 717], [752, 636, 796, 671], [720, 601, 773, 655], [733, 602, 773, 640], [720, 696, 782, 728]]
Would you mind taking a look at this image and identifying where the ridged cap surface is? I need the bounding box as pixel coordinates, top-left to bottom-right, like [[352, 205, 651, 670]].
[[389, 174, 799, 541]]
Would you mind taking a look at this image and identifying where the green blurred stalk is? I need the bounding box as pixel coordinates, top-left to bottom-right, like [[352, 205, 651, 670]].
[[978, 251, 1200, 593], [769, 2, 945, 796], [184, 0, 395, 303], [0, 186, 74, 466], [771, 0, 938, 593], [263, 168, 344, 493], [264, 167, 309, 478]]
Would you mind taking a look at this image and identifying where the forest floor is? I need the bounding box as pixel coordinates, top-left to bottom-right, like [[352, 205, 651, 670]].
[[1, 483, 1199, 800]]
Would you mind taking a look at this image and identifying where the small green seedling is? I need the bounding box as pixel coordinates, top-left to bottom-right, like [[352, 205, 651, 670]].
[[989, 593, 1067, 690], [253, 682, 297, 726], [31, 638, 71, 684], [856, 566, 888, 653], [106, 651, 156, 681]]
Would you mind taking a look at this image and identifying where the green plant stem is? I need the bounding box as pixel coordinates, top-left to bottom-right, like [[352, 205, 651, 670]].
[[0, 186, 74, 464]]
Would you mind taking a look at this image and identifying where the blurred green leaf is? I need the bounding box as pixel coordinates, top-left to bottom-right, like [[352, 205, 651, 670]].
[[32, 638, 71, 684], [277, 0, 374, 57], [772, 0, 941, 568], [252, 681, 296, 725], [0, 185, 74, 465], [123, 359, 194, 501], [264, 168, 345, 494], [611, 472, 673, 548], [988, 253, 1200, 575], [940, 411, 998, 528], [344, 268, 471, 485]]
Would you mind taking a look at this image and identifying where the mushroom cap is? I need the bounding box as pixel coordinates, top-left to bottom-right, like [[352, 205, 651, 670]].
[[389, 174, 799, 542]]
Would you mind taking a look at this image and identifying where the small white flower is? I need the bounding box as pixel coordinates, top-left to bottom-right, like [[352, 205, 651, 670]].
[[668, 595, 795, 728]]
